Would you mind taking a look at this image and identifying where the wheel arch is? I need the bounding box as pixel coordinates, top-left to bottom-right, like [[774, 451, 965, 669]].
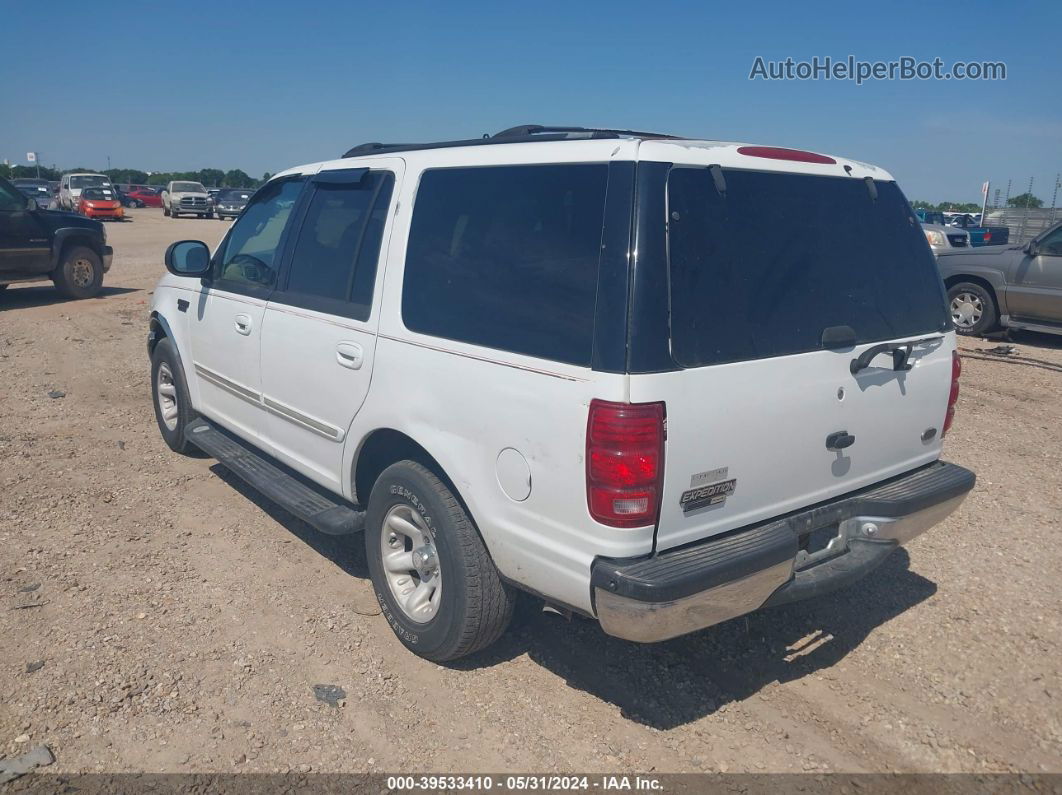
[[50, 228, 104, 271], [352, 428, 462, 508], [353, 429, 493, 548], [943, 273, 1003, 313]]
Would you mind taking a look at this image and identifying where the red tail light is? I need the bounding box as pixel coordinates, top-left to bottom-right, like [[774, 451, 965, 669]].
[[586, 400, 665, 528], [942, 351, 961, 437]]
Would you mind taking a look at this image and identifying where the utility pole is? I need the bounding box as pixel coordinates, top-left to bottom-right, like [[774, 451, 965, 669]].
[[1050, 173, 1060, 226]]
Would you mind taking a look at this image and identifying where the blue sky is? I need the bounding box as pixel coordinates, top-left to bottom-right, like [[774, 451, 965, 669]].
[[2, 1, 1058, 203]]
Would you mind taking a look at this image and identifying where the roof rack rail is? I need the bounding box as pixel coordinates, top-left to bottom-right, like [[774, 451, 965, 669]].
[[341, 124, 682, 159], [492, 124, 681, 140]]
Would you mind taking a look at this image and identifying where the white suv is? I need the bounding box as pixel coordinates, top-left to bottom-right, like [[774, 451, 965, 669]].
[[148, 125, 975, 661]]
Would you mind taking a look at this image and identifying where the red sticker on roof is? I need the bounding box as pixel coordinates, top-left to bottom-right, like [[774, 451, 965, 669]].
[[736, 146, 836, 165]]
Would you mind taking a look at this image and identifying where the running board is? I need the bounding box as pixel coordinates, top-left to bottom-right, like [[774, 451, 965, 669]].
[[1001, 315, 1062, 336], [184, 418, 364, 535]]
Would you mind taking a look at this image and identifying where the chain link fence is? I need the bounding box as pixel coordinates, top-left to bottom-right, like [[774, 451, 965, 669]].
[[982, 175, 1061, 244], [983, 207, 1061, 244]]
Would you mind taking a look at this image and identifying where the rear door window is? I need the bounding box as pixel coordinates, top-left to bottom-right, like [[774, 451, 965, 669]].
[[666, 168, 948, 367], [277, 171, 395, 320], [402, 163, 609, 366]]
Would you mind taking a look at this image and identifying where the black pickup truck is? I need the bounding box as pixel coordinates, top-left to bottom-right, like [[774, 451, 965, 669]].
[[0, 175, 113, 298]]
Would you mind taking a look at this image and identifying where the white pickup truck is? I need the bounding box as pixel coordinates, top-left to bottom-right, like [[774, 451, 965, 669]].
[[161, 181, 213, 219]]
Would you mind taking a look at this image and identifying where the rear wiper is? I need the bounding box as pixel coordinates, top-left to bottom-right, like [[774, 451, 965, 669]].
[[850, 335, 943, 375]]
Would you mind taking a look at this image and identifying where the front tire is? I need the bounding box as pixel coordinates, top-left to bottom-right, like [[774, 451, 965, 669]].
[[948, 281, 998, 336], [150, 338, 197, 455], [365, 461, 515, 662], [52, 246, 103, 299], [163, 205, 170, 217]]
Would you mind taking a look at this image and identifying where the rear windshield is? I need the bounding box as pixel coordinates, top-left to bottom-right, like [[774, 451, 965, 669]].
[[666, 168, 948, 368]]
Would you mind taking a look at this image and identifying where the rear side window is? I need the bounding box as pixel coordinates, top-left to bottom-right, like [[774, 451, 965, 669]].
[[667, 168, 948, 367], [402, 164, 609, 366], [281, 172, 394, 320]]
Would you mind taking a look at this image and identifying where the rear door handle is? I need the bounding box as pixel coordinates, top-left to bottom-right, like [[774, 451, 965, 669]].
[[336, 342, 364, 370], [234, 314, 253, 335]]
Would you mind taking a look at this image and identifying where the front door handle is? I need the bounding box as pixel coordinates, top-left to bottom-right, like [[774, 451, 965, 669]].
[[234, 314, 253, 335], [336, 342, 364, 370]]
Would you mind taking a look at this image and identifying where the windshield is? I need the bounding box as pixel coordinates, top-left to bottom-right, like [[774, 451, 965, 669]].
[[217, 190, 252, 201], [172, 182, 206, 193], [666, 167, 948, 368], [69, 175, 110, 189], [82, 188, 114, 200]]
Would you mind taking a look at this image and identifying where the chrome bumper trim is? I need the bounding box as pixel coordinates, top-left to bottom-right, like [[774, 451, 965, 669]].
[[595, 492, 968, 644]]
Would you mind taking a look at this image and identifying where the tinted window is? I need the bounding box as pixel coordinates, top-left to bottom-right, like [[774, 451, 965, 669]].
[[667, 168, 948, 368], [283, 172, 394, 319], [216, 178, 304, 289], [0, 180, 24, 211], [402, 164, 608, 365], [1039, 225, 1062, 256]]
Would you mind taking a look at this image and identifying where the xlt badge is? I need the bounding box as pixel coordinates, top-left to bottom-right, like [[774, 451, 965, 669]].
[[680, 468, 737, 513]]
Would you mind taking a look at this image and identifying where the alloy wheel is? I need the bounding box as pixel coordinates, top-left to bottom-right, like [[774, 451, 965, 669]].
[[379, 504, 442, 623]]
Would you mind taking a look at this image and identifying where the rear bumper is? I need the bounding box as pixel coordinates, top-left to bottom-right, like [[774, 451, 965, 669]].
[[591, 461, 975, 643]]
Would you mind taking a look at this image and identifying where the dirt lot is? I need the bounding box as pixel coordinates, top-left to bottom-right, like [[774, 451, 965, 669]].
[[1, 209, 1060, 775]]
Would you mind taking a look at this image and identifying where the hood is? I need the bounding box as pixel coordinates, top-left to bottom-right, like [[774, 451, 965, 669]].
[[34, 209, 105, 235], [921, 223, 962, 235]]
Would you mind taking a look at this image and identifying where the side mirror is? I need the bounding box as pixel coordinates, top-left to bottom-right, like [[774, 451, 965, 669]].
[[164, 240, 211, 277], [1024, 241, 1039, 257], [25, 194, 39, 210]]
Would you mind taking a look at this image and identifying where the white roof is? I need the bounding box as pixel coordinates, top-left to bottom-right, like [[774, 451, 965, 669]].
[[275, 136, 894, 183]]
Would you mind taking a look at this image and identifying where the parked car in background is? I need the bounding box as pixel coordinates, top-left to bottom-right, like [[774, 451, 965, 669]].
[[148, 125, 973, 661], [77, 187, 125, 221], [937, 220, 1062, 336], [922, 221, 970, 254], [123, 187, 163, 208], [0, 174, 112, 298], [161, 181, 213, 218], [947, 212, 1010, 247], [212, 188, 253, 220], [12, 179, 56, 209], [59, 173, 113, 211]]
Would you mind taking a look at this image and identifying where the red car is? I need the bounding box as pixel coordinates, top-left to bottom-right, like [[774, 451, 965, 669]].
[[77, 187, 125, 221], [124, 187, 163, 208]]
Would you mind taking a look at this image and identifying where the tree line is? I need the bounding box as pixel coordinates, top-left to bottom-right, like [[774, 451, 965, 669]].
[[0, 163, 272, 189], [911, 192, 1045, 212]]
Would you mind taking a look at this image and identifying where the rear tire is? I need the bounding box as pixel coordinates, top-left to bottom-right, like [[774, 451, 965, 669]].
[[948, 281, 998, 336], [365, 460, 515, 662], [150, 337, 197, 455], [52, 246, 103, 299]]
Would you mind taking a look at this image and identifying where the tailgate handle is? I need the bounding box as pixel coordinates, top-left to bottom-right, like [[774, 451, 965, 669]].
[[826, 430, 856, 451], [850, 342, 914, 374]]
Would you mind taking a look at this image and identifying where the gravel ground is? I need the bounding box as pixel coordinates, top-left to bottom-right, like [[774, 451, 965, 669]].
[[1, 209, 1060, 774]]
